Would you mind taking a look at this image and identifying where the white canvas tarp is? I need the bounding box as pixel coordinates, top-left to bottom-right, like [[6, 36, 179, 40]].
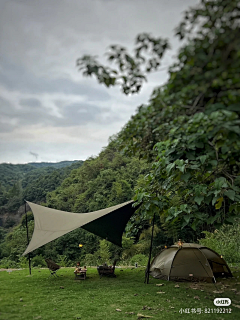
[[23, 200, 135, 256]]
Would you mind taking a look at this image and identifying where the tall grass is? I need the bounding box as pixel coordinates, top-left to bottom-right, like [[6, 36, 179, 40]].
[[199, 219, 240, 263]]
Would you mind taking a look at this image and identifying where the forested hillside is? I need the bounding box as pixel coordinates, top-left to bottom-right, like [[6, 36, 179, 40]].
[[0, 146, 153, 267], [28, 161, 80, 169], [79, 0, 240, 233], [0, 160, 83, 227], [0, 160, 80, 190], [46, 143, 149, 212], [0, 0, 239, 269]]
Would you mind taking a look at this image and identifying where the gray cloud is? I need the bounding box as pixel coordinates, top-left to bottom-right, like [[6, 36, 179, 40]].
[[0, 96, 52, 129], [0, 0, 199, 163], [0, 96, 12, 112], [0, 123, 14, 133], [59, 103, 110, 126], [0, 56, 110, 101], [19, 98, 42, 108], [0, 94, 116, 132], [0, 97, 15, 132]]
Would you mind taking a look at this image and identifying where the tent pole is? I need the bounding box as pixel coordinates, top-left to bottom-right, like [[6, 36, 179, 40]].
[[25, 202, 31, 275], [145, 212, 155, 284]]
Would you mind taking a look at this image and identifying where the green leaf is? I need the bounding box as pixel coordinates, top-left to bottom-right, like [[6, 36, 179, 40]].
[[166, 163, 175, 174], [214, 177, 228, 189], [212, 196, 218, 205], [194, 195, 204, 205], [224, 190, 235, 201], [231, 185, 240, 192], [221, 145, 229, 154], [207, 215, 217, 224], [174, 210, 182, 217], [195, 212, 206, 220], [210, 160, 218, 167], [204, 195, 212, 205], [215, 197, 223, 209], [190, 163, 200, 170], [198, 155, 208, 164], [181, 221, 188, 229], [186, 152, 196, 160], [225, 217, 235, 224], [195, 142, 204, 148], [181, 172, 191, 182], [175, 159, 184, 166], [223, 125, 240, 134], [180, 204, 188, 212], [165, 215, 172, 222], [191, 220, 198, 231], [176, 164, 186, 173], [183, 215, 191, 224], [227, 103, 240, 112], [234, 194, 240, 202]]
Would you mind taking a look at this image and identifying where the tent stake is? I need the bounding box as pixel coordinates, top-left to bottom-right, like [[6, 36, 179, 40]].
[[25, 202, 31, 275], [145, 212, 155, 284]]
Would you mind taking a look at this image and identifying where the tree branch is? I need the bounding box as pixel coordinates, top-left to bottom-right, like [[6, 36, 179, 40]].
[[222, 170, 234, 186]]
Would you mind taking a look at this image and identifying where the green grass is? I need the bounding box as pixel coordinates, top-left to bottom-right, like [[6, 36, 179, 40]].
[[0, 267, 239, 320]]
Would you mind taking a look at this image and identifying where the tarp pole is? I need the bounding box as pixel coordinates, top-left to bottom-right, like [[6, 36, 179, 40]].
[[25, 202, 31, 275], [145, 212, 155, 284]]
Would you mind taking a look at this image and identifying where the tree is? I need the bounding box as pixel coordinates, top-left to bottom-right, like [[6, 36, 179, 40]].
[[77, 0, 240, 158], [76, 0, 240, 235], [77, 34, 170, 95], [98, 239, 111, 265]]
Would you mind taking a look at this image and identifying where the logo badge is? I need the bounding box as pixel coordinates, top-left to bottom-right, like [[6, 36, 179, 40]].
[[214, 298, 231, 306]]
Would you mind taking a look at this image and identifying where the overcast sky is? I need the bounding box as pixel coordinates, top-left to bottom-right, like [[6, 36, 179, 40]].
[[0, 0, 199, 164]]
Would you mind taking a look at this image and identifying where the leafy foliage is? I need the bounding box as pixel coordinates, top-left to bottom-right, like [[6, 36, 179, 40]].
[[134, 110, 240, 231], [130, 254, 148, 266], [77, 0, 240, 236], [77, 33, 170, 94], [0, 161, 83, 217], [199, 219, 240, 263], [46, 142, 149, 213], [98, 239, 111, 265], [116, 0, 240, 160], [28, 160, 80, 169]]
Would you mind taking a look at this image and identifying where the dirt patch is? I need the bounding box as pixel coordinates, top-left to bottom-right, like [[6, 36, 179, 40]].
[[0, 268, 23, 272]]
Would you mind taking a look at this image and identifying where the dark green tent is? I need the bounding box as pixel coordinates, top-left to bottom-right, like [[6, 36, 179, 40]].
[[150, 243, 232, 282]]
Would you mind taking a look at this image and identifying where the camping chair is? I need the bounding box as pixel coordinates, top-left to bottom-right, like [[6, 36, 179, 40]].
[[45, 258, 61, 277], [97, 260, 117, 278], [75, 269, 87, 280]]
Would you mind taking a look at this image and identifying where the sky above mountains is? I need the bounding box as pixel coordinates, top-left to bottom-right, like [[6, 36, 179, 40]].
[[0, 0, 198, 164]]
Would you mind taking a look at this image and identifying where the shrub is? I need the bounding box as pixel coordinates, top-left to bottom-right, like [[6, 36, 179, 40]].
[[98, 240, 111, 265], [84, 253, 97, 266], [130, 254, 148, 266], [0, 257, 19, 269], [118, 258, 130, 266], [198, 220, 240, 263], [31, 255, 46, 268], [18, 255, 28, 268], [57, 255, 72, 267]]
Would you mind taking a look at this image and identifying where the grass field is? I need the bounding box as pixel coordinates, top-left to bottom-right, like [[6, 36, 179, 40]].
[[0, 266, 240, 320]]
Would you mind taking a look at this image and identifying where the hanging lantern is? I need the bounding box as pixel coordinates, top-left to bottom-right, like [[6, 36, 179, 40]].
[[164, 245, 168, 249], [178, 239, 183, 247], [79, 244, 83, 248], [220, 255, 223, 258]]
